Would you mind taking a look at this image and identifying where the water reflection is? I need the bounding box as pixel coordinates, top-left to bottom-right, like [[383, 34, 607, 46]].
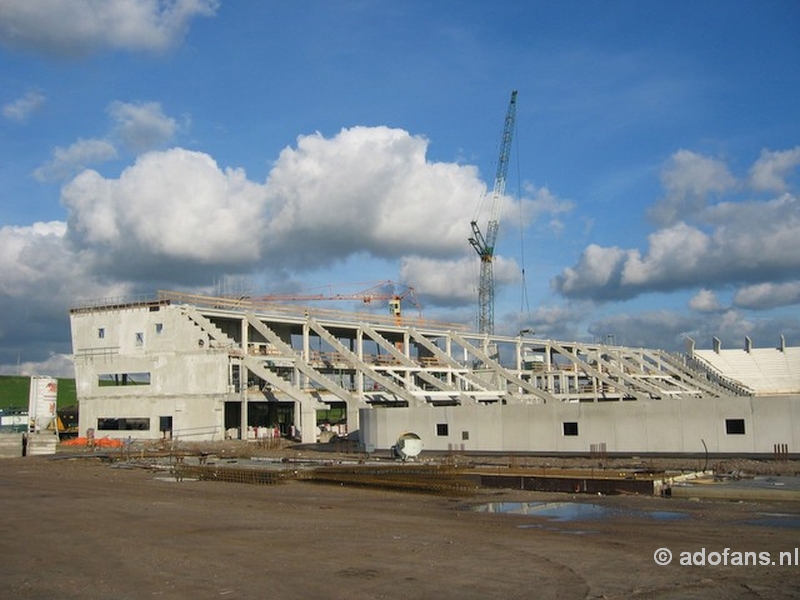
[[473, 501, 688, 522]]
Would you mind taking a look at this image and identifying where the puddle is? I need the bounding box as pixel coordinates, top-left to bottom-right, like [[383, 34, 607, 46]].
[[517, 523, 598, 535], [473, 501, 688, 523], [745, 512, 800, 529]]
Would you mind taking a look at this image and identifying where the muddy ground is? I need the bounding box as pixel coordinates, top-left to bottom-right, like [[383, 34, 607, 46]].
[[1, 447, 799, 599]]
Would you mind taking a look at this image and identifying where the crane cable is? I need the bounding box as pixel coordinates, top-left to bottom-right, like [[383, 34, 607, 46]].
[[515, 120, 531, 317]]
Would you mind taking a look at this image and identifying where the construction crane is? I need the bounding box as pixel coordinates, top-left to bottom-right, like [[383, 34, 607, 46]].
[[256, 280, 421, 325], [469, 90, 518, 335]]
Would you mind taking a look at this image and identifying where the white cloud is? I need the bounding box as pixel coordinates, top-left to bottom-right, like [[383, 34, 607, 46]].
[[553, 244, 635, 299], [0, 221, 68, 295], [749, 147, 800, 193], [0, 353, 75, 378], [734, 281, 800, 310], [621, 222, 709, 286], [0, 0, 218, 56], [0, 220, 132, 375], [62, 148, 268, 266], [34, 100, 180, 181], [555, 149, 800, 304], [399, 255, 520, 308], [2, 90, 45, 122], [108, 101, 178, 153], [0, 220, 129, 305], [689, 289, 722, 312], [33, 138, 118, 181], [514, 303, 589, 341], [263, 126, 493, 267], [399, 256, 477, 305], [648, 149, 736, 225], [588, 310, 698, 350], [53, 127, 541, 303]]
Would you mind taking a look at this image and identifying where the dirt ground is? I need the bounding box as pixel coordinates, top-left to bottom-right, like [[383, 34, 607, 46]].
[[1, 450, 799, 600]]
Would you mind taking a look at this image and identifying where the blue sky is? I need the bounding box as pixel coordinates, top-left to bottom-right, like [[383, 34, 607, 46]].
[[1, 0, 800, 376]]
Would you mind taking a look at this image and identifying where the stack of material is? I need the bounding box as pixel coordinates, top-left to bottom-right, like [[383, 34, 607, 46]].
[[0, 433, 23, 458], [26, 433, 58, 456]]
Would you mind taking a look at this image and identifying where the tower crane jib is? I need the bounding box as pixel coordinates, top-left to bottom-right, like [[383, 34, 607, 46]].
[[468, 90, 518, 335]]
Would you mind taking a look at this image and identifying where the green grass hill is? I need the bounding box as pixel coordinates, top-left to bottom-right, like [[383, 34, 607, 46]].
[[0, 376, 77, 411]]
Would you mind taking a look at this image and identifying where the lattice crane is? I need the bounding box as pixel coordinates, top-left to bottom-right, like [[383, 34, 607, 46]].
[[256, 280, 421, 325], [469, 90, 518, 334]]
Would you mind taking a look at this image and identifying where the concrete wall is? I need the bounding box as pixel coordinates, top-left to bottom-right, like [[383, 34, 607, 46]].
[[0, 433, 23, 458], [72, 305, 232, 398], [361, 395, 800, 455], [72, 305, 237, 440], [77, 394, 228, 441]]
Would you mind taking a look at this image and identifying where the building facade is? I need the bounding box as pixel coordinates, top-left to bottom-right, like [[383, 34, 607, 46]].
[[70, 292, 799, 455]]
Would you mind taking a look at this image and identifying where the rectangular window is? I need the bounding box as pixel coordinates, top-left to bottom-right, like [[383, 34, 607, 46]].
[[230, 364, 241, 393], [98, 372, 151, 386], [461, 430, 469, 441], [725, 419, 746, 435], [97, 417, 150, 431], [436, 423, 449, 436], [563, 421, 579, 436], [135, 332, 144, 346], [155, 323, 163, 334], [98, 327, 105, 339]]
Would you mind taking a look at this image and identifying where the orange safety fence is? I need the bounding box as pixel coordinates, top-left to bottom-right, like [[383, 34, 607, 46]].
[[60, 436, 125, 448]]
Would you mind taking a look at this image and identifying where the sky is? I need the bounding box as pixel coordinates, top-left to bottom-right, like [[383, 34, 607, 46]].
[[1, 0, 800, 377]]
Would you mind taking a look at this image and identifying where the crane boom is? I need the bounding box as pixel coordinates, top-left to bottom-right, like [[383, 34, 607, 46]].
[[255, 280, 421, 325], [469, 90, 518, 334]]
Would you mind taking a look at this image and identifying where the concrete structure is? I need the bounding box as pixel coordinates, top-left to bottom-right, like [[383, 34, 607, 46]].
[[70, 291, 800, 455]]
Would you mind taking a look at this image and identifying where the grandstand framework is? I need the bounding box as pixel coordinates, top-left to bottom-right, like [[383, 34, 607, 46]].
[[69, 292, 800, 455]]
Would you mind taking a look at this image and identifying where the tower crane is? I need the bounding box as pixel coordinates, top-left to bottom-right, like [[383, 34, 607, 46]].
[[255, 280, 421, 325], [469, 90, 518, 335]]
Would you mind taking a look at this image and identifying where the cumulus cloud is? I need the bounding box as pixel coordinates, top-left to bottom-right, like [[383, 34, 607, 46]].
[[399, 255, 520, 308], [34, 100, 179, 181], [108, 101, 179, 153], [52, 126, 534, 288], [749, 147, 800, 193], [63, 148, 269, 272], [552, 244, 636, 300], [512, 303, 590, 341], [263, 126, 494, 267], [689, 289, 723, 312], [33, 138, 118, 181], [588, 310, 699, 350], [0, 221, 132, 371], [0, 0, 218, 56], [0, 221, 130, 305], [647, 149, 736, 226], [0, 353, 74, 378], [554, 149, 800, 307], [2, 90, 45, 122], [734, 281, 800, 310]]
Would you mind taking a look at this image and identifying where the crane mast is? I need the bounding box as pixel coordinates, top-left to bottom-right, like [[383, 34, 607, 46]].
[[469, 90, 518, 334]]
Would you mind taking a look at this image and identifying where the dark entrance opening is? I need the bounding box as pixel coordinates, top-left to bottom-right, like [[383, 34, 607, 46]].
[[159, 416, 173, 439], [248, 402, 294, 436], [224, 401, 295, 437]]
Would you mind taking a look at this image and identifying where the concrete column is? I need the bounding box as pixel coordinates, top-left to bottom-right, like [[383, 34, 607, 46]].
[[347, 403, 361, 441], [240, 396, 248, 441], [356, 329, 364, 397], [240, 315, 248, 440], [296, 401, 317, 444]]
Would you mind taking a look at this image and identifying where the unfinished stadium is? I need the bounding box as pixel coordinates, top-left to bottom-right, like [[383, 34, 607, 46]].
[[69, 291, 800, 456]]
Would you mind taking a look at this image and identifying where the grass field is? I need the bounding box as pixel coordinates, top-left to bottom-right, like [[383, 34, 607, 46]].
[[0, 376, 77, 411]]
